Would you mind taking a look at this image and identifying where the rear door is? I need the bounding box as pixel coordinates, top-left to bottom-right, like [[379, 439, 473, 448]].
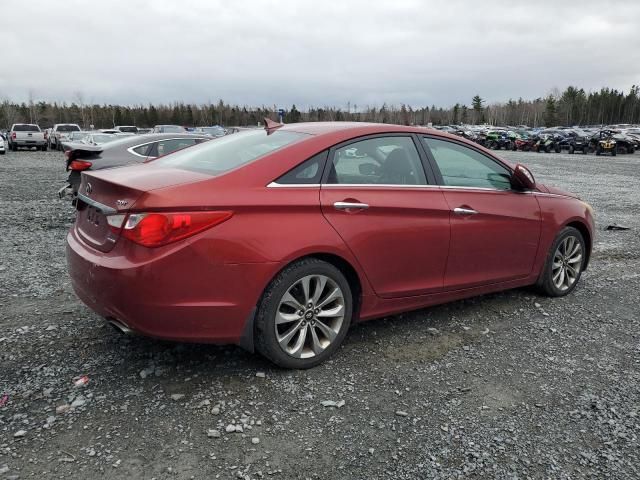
[[320, 134, 450, 298], [421, 137, 541, 290]]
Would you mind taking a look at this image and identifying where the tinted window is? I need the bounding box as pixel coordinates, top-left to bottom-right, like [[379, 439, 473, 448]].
[[118, 126, 138, 133], [132, 143, 152, 156], [154, 138, 197, 157], [152, 130, 308, 174], [13, 125, 40, 132], [276, 151, 327, 184], [155, 125, 185, 133], [327, 136, 426, 185], [423, 137, 511, 190], [57, 125, 80, 132]]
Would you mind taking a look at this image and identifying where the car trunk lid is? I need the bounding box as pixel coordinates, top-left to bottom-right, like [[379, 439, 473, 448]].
[[75, 166, 212, 252]]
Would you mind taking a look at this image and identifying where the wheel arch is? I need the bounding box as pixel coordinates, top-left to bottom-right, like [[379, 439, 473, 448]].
[[240, 252, 365, 354], [565, 220, 592, 270]]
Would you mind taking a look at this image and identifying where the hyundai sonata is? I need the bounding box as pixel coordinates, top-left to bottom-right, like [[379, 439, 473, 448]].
[[66, 122, 594, 368]]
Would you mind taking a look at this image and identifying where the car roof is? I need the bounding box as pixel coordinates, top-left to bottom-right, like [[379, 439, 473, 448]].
[[279, 121, 437, 136]]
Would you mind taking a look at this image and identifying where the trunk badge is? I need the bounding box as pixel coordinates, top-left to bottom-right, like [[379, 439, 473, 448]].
[[85, 183, 92, 195], [116, 200, 128, 207]]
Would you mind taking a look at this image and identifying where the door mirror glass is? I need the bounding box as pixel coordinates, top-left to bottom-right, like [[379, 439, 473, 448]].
[[512, 163, 536, 190]]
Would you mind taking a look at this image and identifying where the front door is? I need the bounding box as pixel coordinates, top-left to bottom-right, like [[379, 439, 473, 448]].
[[320, 135, 451, 298], [421, 136, 541, 290]]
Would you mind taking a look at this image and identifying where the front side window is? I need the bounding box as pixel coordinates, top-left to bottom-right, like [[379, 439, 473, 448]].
[[423, 137, 512, 190], [327, 136, 427, 185], [152, 130, 308, 174]]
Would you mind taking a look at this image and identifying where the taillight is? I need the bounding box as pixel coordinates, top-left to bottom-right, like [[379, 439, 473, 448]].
[[113, 211, 233, 247], [69, 160, 92, 170], [11, 132, 16, 139]]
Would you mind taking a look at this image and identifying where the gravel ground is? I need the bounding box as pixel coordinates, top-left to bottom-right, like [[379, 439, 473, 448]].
[[1, 147, 639, 480]]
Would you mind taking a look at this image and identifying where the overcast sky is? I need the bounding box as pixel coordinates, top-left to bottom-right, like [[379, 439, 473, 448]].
[[1, 0, 639, 110]]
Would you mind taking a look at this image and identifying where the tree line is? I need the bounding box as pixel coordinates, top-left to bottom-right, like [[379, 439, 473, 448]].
[[2, 85, 639, 130]]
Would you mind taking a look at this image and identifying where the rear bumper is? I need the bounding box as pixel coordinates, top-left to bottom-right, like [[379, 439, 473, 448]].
[[66, 226, 279, 344]]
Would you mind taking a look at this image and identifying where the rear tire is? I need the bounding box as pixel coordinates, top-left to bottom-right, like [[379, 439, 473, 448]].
[[568, 145, 575, 154], [611, 148, 617, 157], [255, 258, 353, 369], [538, 226, 585, 297], [41, 145, 48, 152]]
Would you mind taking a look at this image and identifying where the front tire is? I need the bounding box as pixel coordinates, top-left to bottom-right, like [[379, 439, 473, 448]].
[[255, 258, 353, 369], [538, 227, 585, 297]]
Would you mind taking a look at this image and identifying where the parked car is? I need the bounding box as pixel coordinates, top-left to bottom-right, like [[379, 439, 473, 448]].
[[0, 133, 6, 155], [50, 124, 82, 150], [59, 133, 210, 198], [66, 122, 594, 369], [8, 124, 47, 151], [195, 126, 226, 137], [152, 125, 186, 133], [114, 125, 138, 134]]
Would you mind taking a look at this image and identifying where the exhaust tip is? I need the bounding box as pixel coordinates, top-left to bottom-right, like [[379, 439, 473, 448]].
[[106, 318, 134, 335]]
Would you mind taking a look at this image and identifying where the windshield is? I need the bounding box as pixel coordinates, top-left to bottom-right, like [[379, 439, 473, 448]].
[[13, 125, 40, 132], [152, 130, 308, 175]]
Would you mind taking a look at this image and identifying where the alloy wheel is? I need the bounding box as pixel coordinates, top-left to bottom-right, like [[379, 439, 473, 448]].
[[551, 236, 583, 291], [275, 275, 345, 359]]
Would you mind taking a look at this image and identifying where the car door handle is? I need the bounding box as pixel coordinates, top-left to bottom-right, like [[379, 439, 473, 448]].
[[453, 207, 478, 215], [334, 201, 369, 211]]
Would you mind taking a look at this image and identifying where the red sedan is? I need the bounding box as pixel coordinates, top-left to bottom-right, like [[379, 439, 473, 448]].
[[66, 122, 594, 368]]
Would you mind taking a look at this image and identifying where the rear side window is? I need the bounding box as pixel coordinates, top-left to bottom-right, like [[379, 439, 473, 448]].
[[275, 151, 327, 184], [153, 130, 308, 174], [152, 138, 198, 157], [423, 137, 512, 190], [132, 143, 152, 156], [13, 125, 40, 132]]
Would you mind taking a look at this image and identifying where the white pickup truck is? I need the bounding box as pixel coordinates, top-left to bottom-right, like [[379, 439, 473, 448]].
[[8, 124, 47, 151], [49, 124, 82, 151]]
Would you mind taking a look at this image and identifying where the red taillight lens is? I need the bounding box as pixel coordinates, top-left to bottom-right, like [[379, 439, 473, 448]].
[[118, 211, 233, 247], [11, 132, 16, 139], [69, 160, 92, 170]]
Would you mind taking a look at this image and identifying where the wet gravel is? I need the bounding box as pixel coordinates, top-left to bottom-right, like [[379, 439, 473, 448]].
[[1, 148, 639, 479]]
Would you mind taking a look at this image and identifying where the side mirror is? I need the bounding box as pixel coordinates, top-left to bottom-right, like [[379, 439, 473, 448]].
[[512, 163, 536, 190]]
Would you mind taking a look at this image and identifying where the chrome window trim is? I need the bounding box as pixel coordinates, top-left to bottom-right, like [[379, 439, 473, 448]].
[[267, 182, 440, 189], [322, 183, 439, 189], [267, 182, 321, 188]]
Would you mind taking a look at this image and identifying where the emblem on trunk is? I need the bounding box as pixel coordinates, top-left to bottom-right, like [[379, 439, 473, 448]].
[[85, 183, 92, 195], [116, 200, 128, 207]]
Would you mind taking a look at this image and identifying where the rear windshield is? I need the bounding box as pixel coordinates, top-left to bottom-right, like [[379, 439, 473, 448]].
[[158, 126, 185, 133], [58, 125, 81, 132], [13, 125, 40, 132], [118, 126, 138, 133], [152, 130, 308, 174]]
